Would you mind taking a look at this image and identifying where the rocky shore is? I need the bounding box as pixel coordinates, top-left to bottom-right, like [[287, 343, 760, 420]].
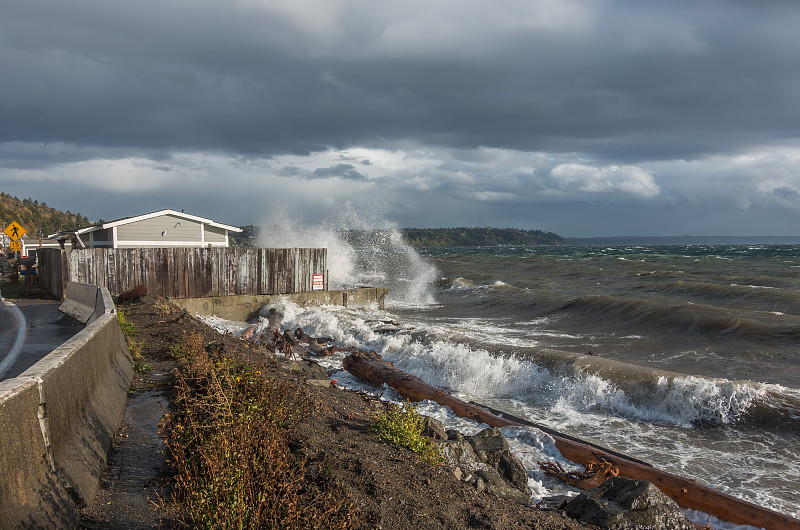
[[79, 294, 692, 529]]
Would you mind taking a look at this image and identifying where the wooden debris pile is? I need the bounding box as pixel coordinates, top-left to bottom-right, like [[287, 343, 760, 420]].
[[538, 455, 619, 490], [232, 321, 355, 359]]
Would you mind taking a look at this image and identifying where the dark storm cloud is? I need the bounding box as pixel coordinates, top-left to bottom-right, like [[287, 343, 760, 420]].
[[2, 0, 799, 161], [3, 0, 800, 236]]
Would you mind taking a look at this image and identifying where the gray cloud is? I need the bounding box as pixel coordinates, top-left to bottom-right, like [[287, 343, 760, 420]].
[[2, 0, 800, 236], [312, 164, 366, 180]]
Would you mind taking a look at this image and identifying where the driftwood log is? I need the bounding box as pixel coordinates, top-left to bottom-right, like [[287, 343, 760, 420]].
[[343, 350, 800, 530], [236, 323, 259, 341]]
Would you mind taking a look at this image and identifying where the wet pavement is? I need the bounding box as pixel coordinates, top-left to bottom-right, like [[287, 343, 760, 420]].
[[0, 291, 84, 381]]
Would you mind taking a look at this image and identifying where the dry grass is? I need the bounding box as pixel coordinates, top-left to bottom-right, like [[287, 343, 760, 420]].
[[161, 332, 363, 529]]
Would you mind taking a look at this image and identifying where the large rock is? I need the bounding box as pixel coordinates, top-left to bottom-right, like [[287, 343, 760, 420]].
[[283, 359, 329, 381], [421, 415, 447, 441], [439, 428, 532, 502], [474, 466, 531, 504], [563, 476, 693, 529], [468, 428, 531, 496], [439, 440, 478, 468]]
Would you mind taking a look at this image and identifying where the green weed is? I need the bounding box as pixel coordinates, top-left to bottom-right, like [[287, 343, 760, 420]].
[[371, 402, 443, 466], [117, 310, 146, 361], [132, 360, 153, 373], [117, 310, 137, 338]]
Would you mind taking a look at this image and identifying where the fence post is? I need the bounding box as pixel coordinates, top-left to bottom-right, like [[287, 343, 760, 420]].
[[60, 248, 70, 300]]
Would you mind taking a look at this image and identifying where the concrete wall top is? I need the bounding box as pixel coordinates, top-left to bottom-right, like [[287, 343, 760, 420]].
[[172, 287, 389, 322]]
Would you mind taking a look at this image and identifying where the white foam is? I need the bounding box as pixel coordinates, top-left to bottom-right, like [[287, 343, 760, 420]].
[[684, 509, 765, 530], [650, 376, 765, 425], [205, 302, 775, 429]]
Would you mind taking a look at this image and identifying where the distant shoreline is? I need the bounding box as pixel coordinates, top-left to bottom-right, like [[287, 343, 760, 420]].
[[565, 235, 800, 246]]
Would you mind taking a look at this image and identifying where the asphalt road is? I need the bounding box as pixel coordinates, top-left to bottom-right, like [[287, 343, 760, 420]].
[[0, 289, 84, 381]]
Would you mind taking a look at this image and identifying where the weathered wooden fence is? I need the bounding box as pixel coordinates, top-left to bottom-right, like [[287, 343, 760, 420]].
[[38, 247, 327, 299]]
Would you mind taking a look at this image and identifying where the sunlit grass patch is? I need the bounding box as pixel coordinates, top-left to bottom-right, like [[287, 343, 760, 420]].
[[371, 402, 443, 466]]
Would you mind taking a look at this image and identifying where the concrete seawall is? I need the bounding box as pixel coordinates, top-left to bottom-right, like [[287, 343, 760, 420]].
[[173, 287, 389, 321], [0, 284, 132, 528]]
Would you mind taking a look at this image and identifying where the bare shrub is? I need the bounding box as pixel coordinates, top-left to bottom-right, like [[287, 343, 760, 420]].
[[117, 283, 148, 304], [162, 332, 362, 528]]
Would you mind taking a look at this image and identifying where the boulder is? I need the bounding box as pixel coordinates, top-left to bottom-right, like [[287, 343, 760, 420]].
[[467, 428, 531, 496], [474, 466, 531, 504], [439, 440, 478, 469], [421, 415, 447, 441], [439, 428, 532, 502], [283, 359, 329, 381], [446, 429, 464, 441], [563, 476, 693, 529]]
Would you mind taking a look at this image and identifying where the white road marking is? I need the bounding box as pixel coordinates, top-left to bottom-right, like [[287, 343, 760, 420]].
[[0, 291, 28, 379]]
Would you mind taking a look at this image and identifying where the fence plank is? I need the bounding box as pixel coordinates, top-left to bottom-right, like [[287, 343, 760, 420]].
[[36, 247, 326, 299]]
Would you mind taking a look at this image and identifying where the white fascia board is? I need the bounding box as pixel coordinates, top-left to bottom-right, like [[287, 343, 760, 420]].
[[92, 209, 242, 232], [65, 209, 241, 236], [114, 240, 229, 247]]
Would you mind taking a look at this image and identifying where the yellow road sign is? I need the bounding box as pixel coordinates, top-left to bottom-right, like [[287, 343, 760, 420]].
[[9, 241, 22, 252], [4, 221, 26, 241]]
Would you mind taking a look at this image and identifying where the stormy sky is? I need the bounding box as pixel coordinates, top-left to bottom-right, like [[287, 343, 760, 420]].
[[2, 0, 800, 237]]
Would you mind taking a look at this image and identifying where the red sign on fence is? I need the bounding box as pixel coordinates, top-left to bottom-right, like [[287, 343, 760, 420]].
[[312, 274, 324, 290]]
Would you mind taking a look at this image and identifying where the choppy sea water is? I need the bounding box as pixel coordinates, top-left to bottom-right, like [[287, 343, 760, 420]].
[[204, 243, 800, 528]]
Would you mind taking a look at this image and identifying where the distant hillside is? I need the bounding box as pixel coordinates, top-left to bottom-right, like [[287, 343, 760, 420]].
[[403, 227, 565, 247], [0, 192, 92, 237], [230, 226, 565, 248]]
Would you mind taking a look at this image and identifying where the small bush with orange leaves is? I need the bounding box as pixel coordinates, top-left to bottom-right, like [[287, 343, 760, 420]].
[[117, 283, 148, 304]]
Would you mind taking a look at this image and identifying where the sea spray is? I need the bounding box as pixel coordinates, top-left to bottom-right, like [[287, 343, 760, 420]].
[[256, 208, 358, 288], [257, 205, 438, 305]]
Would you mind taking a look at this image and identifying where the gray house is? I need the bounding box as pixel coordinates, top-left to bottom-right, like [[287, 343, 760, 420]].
[[52, 209, 242, 249]]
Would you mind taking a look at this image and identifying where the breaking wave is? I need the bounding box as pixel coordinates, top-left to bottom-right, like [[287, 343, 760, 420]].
[[257, 205, 438, 305], [227, 300, 798, 430]]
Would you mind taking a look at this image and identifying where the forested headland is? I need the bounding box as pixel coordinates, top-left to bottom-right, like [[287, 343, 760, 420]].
[[402, 227, 565, 246], [232, 226, 565, 247]]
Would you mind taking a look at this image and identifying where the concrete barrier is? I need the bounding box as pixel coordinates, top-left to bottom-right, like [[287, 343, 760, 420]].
[[21, 314, 133, 507], [173, 287, 389, 321], [0, 285, 132, 528], [59, 282, 115, 324]]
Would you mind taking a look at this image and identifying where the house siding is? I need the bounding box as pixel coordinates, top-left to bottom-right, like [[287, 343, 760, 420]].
[[116, 214, 202, 244], [204, 225, 227, 243]]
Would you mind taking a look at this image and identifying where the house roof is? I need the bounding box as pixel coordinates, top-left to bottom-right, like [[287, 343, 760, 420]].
[[48, 209, 242, 238]]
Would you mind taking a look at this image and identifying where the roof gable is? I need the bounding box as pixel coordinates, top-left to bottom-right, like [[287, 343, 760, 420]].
[[75, 209, 242, 234]]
